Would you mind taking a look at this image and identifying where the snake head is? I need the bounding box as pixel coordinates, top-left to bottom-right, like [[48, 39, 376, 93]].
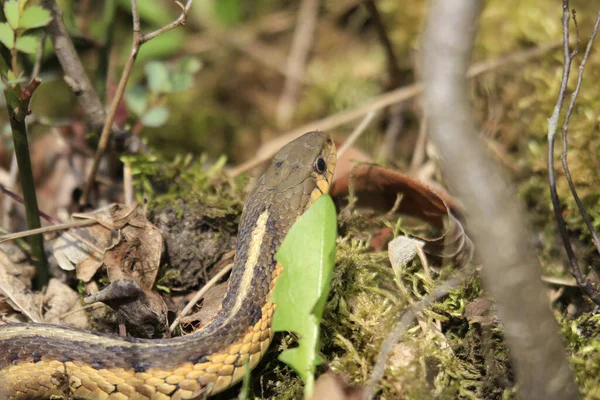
[[263, 131, 337, 205]]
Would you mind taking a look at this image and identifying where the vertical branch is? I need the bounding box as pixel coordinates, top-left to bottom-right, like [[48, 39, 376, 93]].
[[42, 0, 107, 131], [421, 0, 579, 399], [559, 10, 600, 258], [363, 0, 402, 88], [3, 79, 48, 288], [547, 1, 600, 305]]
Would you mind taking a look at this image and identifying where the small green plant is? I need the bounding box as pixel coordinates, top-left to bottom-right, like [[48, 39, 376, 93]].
[[124, 56, 202, 131], [0, 0, 51, 72], [272, 195, 337, 399]]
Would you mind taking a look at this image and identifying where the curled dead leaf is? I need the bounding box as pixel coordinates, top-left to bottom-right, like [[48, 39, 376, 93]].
[[331, 164, 473, 266]]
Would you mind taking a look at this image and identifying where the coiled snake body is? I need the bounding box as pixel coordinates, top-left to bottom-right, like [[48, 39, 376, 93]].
[[0, 131, 336, 399]]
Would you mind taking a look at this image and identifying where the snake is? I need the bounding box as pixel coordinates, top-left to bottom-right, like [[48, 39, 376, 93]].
[[0, 131, 337, 400]]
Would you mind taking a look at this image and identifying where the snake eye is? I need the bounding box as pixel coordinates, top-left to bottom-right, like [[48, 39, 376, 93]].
[[314, 156, 327, 174]]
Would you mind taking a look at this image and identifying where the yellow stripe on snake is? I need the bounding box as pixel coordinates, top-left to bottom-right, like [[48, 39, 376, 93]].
[[0, 132, 337, 400]]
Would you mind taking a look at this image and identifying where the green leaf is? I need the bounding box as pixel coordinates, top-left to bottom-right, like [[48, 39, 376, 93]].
[[18, 0, 29, 14], [272, 195, 337, 397], [145, 61, 172, 93], [0, 23, 15, 49], [170, 56, 202, 92], [141, 106, 169, 127], [19, 6, 52, 30], [125, 85, 148, 116], [135, 29, 184, 64], [15, 35, 39, 54], [4, 0, 20, 30]]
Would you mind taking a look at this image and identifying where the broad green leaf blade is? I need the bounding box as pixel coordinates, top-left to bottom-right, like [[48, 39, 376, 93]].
[[272, 195, 337, 394], [145, 61, 172, 93], [4, 0, 20, 30], [125, 85, 148, 116], [141, 106, 169, 127], [15, 35, 39, 54], [0, 23, 15, 49], [19, 6, 52, 30], [170, 56, 202, 92]]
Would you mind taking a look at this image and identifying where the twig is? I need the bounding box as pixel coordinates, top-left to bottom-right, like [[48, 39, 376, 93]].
[[363, 0, 402, 88], [377, 102, 405, 160], [560, 10, 600, 257], [3, 78, 48, 289], [42, 0, 107, 131], [0, 219, 96, 244], [276, 0, 321, 127], [0, 183, 59, 224], [230, 41, 560, 177], [363, 268, 472, 400], [336, 111, 377, 159], [541, 275, 578, 287], [0, 183, 104, 256], [58, 302, 103, 320], [547, 1, 600, 305], [169, 262, 234, 333], [409, 117, 427, 175], [80, 0, 194, 206], [422, 0, 579, 398]]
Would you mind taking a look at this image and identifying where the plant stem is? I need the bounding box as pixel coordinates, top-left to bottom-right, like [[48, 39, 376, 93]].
[[3, 79, 48, 289]]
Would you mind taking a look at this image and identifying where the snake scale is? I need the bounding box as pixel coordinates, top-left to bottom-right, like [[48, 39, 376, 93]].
[[0, 131, 337, 399]]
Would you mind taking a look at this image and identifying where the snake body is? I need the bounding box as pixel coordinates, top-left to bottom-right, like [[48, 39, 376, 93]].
[[0, 131, 336, 400]]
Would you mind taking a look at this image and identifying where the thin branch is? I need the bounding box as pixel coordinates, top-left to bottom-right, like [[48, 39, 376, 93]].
[[0, 183, 59, 224], [169, 262, 234, 333], [422, 0, 579, 398], [363, 0, 402, 88], [363, 268, 473, 400], [0, 219, 96, 244], [80, 0, 193, 206], [560, 10, 600, 257], [0, 183, 104, 256], [276, 0, 321, 127], [230, 41, 561, 177], [336, 111, 377, 159], [42, 0, 107, 131], [547, 1, 600, 305]]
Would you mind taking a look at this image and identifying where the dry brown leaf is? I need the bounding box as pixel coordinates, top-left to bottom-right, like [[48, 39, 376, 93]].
[[0, 243, 35, 286], [0, 251, 42, 323], [52, 203, 163, 287], [44, 279, 90, 329], [180, 282, 228, 330], [73, 203, 144, 230], [104, 217, 163, 290], [52, 224, 117, 281], [49, 203, 166, 336], [331, 164, 473, 265]]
